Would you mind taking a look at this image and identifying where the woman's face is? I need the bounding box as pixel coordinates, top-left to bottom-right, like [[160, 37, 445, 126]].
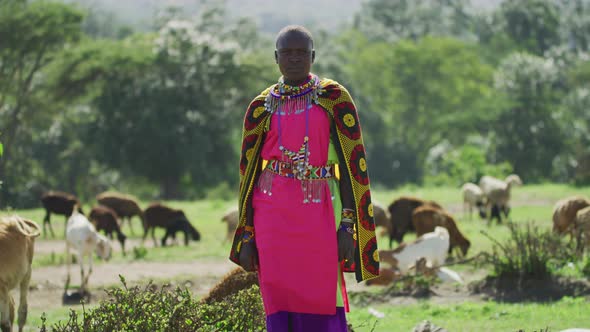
[[275, 33, 314, 84]]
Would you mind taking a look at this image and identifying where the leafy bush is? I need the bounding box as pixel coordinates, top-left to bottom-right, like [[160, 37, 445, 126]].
[[425, 142, 513, 186], [481, 222, 577, 280], [41, 276, 265, 332]]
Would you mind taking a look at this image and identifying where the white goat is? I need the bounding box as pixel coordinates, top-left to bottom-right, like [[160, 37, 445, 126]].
[[479, 174, 522, 223], [0, 216, 40, 332], [65, 211, 112, 294], [379, 226, 450, 275], [461, 182, 486, 220]]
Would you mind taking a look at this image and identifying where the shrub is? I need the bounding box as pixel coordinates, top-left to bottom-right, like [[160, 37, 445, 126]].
[[425, 143, 513, 186], [40, 276, 265, 332], [481, 222, 577, 280]]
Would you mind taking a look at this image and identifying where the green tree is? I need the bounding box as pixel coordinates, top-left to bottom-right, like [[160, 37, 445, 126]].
[[356, 0, 473, 41], [491, 0, 561, 56], [492, 52, 563, 180], [342, 36, 495, 185], [52, 9, 268, 199], [0, 0, 84, 206], [560, 0, 590, 52]]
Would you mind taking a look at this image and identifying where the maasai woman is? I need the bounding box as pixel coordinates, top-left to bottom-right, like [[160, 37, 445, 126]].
[[229, 25, 380, 332]]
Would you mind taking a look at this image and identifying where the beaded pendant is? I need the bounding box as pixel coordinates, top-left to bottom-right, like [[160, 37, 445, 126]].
[[259, 74, 328, 203]]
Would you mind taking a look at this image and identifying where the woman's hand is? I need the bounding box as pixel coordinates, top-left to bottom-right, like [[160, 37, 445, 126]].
[[239, 241, 258, 272], [337, 225, 355, 269]]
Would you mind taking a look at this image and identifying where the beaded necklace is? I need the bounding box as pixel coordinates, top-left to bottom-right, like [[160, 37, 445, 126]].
[[265, 74, 320, 166], [263, 74, 322, 202]]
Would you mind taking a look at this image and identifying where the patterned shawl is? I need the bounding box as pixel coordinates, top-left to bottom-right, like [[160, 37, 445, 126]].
[[229, 78, 379, 282]]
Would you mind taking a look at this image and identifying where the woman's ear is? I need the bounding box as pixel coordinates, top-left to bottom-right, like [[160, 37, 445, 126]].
[[311, 49, 316, 63], [275, 50, 279, 64]]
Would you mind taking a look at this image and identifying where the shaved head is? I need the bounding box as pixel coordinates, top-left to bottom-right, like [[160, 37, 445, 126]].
[[275, 25, 314, 49]]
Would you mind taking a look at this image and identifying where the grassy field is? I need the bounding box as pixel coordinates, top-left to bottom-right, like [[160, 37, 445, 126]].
[[3, 183, 590, 331], [347, 297, 590, 332], [9, 183, 589, 268]]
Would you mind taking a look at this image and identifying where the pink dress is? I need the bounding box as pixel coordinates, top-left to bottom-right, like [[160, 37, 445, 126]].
[[252, 104, 338, 315]]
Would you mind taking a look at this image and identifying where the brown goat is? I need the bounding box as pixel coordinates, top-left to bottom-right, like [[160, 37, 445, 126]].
[[373, 202, 391, 238], [576, 206, 590, 251], [89, 205, 127, 256], [201, 267, 259, 304], [552, 196, 590, 238], [412, 206, 471, 257], [221, 207, 239, 242], [143, 203, 201, 247], [40, 191, 83, 238], [96, 192, 144, 235], [386, 196, 442, 248], [0, 216, 40, 332]]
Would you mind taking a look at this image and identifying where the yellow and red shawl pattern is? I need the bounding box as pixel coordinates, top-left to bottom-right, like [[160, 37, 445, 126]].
[[229, 79, 380, 282]]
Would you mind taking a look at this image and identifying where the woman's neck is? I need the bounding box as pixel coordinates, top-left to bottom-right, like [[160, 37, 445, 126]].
[[282, 75, 310, 86]]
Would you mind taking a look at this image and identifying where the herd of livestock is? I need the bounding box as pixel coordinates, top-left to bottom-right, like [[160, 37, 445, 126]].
[[1, 173, 590, 331]]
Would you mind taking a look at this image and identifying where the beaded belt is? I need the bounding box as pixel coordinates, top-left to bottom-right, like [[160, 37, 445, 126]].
[[265, 160, 336, 180]]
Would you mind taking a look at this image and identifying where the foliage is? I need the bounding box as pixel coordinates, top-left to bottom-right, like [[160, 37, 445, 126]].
[[41, 277, 265, 332], [481, 222, 578, 280], [0, 0, 84, 207], [492, 52, 563, 180], [425, 142, 513, 186], [494, 0, 561, 56], [356, 0, 473, 42], [46, 7, 268, 200], [342, 35, 495, 185], [559, 0, 590, 52]]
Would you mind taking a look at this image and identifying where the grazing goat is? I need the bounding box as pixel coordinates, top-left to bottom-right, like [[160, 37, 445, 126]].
[[386, 197, 442, 248], [221, 207, 239, 242], [201, 267, 259, 304], [373, 201, 391, 238], [575, 206, 590, 251], [552, 196, 590, 236], [89, 206, 127, 256], [413, 206, 471, 257], [143, 203, 201, 247], [379, 226, 450, 275], [40, 191, 83, 238], [0, 216, 40, 332], [479, 175, 522, 224], [65, 210, 112, 294], [461, 182, 486, 220], [96, 192, 144, 234]]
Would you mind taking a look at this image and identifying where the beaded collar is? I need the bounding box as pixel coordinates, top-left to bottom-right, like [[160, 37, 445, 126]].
[[264, 74, 321, 115]]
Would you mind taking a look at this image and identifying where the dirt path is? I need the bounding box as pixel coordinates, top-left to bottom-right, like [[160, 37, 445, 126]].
[[34, 237, 158, 256]]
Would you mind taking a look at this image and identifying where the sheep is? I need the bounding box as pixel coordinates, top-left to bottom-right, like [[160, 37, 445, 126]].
[[373, 201, 391, 238], [412, 206, 471, 257], [0, 216, 40, 332], [40, 191, 83, 238], [96, 192, 144, 235], [575, 206, 590, 251], [386, 197, 442, 248], [552, 196, 590, 236], [221, 207, 239, 242], [89, 205, 127, 256], [478, 175, 523, 224], [65, 210, 112, 295], [143, 203, 201, 247], [201, 267, 259, 304], [379, 226, 450, 275], [460, 182, 487, 220]]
